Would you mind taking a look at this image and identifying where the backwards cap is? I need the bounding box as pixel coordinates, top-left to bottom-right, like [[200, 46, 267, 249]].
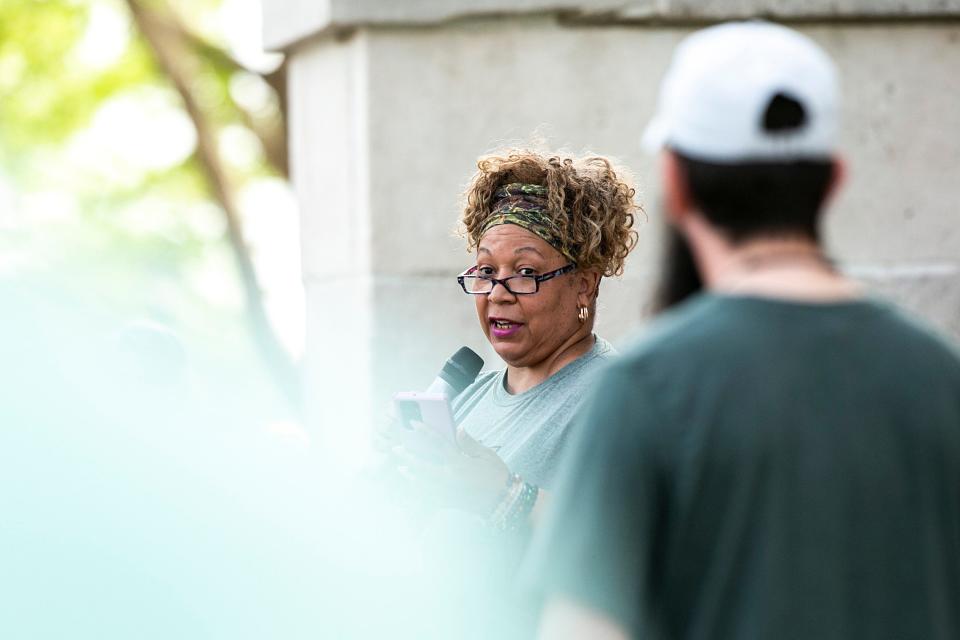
[[642, 21, 841, 163]]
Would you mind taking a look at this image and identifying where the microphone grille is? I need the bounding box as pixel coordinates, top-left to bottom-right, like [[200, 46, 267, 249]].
[[439, 347, 485, 394]]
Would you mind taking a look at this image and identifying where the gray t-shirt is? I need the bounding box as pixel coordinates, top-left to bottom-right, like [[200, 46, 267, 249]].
[[451, 335, 615, 488]]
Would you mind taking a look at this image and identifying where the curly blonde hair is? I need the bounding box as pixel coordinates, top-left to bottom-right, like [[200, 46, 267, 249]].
[[461, 150, 640, 277]]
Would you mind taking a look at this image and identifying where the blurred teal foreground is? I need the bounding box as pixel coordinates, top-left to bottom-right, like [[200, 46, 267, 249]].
[[0, 1, 336, 636], [0, 277, 302, 637], [0, 278, 442, 639]]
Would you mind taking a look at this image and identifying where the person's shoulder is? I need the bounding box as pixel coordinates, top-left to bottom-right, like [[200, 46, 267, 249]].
[[614, 293, 960, 381], [473, 370, 500, 385], [451, 369, 501, 407], [463, 369, 501, 394], [861, 298, 960, 376], [616, 294, 727, 364], [551, 335, 619, 386], [587, 335, 618, 361]]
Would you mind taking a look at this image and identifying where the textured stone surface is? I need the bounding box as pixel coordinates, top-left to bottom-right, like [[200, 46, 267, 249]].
[[822, 26, 960, 266], [263, 1, 332, 51], [265, 0, 960, 50], [288, 34, 372, 281], [358, 22, 960, 269], [850, 269, 960, 339], [265, 1, 625, 49]]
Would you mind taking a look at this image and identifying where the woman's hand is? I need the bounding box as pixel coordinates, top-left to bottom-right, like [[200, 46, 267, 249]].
[[395, 423, 510, 516]]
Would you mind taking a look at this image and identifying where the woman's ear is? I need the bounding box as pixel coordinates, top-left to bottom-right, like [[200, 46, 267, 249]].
[[577, 270, 602, 305]]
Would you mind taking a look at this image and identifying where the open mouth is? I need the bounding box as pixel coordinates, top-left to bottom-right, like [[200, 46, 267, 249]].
[[489, 318, 523, 336]]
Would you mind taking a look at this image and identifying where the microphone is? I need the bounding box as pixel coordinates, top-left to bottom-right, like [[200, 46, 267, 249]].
[[425, 346, 484, 399]]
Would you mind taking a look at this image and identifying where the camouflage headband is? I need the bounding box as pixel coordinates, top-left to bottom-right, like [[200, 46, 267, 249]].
[[480, 183, 577, 262]]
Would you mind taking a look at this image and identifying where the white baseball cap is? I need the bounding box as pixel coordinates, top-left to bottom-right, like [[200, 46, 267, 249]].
[[642, 21, 841, 163]]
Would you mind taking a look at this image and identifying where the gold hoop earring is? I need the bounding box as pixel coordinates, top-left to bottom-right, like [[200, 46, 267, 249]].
[[578, 306, 589, 323]]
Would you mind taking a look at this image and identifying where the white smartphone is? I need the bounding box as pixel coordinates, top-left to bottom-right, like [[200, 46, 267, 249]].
[[392, 391, 457, 443]]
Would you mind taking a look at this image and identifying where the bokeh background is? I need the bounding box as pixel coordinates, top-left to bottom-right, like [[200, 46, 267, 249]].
[[1, 0, 300, 423], [2, 1, 959, 638]]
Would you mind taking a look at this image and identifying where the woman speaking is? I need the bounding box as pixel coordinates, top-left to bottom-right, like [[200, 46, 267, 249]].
[[399, 149, 638, 533], [384, 149, 638, 639]]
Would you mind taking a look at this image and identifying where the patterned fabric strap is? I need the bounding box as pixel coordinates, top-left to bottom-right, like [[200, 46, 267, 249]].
[[480, 183, 577, 262], [489, 472, 540, 533]]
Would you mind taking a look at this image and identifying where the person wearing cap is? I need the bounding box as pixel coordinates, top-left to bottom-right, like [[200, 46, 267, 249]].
[[523, 21, 960, 640]]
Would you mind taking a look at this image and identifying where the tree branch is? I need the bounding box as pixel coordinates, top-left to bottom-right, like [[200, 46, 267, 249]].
[[125, 0, 300, 408], [147, 5, 289, 177]]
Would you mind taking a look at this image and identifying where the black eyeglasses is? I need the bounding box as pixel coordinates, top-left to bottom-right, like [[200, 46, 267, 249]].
[[457, 263, 577, 295]]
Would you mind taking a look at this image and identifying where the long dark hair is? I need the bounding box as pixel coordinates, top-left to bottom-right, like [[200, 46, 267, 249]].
[[654, 225, 703, 312]]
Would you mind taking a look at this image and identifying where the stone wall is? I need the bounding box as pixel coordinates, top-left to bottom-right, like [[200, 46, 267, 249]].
[[268, 3, 960, 446], [266, 1, 960, 48]]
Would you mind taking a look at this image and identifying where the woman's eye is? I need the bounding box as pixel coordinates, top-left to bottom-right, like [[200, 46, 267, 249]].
[[518, 268, 537, 277], [477, 266, 495, 276]]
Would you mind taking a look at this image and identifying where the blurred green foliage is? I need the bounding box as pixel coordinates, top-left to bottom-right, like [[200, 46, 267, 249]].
[[0, 0, 297, 423], [0, 1, 149, 158]]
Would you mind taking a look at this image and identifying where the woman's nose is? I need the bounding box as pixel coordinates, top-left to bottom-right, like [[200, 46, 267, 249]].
[[487, 280, 516, 303]]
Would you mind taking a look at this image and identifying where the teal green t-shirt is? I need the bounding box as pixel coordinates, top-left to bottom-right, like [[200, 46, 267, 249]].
[[524, 294, 960, 640]]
